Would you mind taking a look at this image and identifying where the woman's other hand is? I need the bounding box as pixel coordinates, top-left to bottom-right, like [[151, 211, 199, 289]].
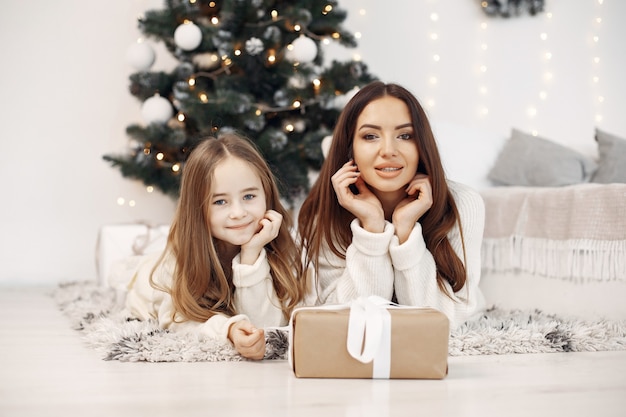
[[392, 174, 433, 243]]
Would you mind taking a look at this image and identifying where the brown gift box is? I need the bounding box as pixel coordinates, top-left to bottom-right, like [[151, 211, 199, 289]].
[[289, 300, 449, 379]]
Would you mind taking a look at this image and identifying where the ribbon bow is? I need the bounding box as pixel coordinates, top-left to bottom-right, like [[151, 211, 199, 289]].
[[346, 296, 393, 378]]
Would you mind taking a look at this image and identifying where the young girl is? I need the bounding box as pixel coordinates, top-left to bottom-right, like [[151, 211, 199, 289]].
[[123, 133, 306, 359], [298, 81, 486, 329]]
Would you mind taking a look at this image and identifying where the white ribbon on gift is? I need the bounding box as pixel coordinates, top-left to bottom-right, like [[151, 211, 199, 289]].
[[346, 295, 394, 379]]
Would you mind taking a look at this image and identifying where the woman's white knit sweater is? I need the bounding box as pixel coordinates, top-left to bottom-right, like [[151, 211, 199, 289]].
[[314, 181, 486, 329]]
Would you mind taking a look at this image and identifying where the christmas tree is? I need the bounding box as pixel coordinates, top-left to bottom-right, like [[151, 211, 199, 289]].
[[104, 0, 377, 205]]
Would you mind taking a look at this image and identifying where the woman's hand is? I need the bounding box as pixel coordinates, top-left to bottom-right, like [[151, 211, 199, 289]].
[[228, 320, 266, 360], [392, 174, 433, 244], [331, 160, 385, 233], [240, 210, 282, 265]]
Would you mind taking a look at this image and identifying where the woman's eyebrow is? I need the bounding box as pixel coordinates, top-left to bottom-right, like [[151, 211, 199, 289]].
[[357, 122, 412, 131]]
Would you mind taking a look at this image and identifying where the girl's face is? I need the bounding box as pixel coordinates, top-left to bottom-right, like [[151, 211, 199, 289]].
[[208, 156, 267, 247], [352, 96, 419, 196]]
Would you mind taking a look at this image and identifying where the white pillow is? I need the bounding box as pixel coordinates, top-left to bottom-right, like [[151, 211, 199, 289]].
[[432, 122, 507, 190]]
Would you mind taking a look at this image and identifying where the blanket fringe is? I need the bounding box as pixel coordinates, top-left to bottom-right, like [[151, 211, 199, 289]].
[[482, 237, 626, 282]]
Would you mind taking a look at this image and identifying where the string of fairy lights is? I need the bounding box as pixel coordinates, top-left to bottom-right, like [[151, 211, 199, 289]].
[[592, 0, 604, 126], [427, 7, 440, 111]]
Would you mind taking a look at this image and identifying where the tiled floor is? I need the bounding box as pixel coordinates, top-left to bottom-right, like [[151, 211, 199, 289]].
[[1, 287, 625, 417]]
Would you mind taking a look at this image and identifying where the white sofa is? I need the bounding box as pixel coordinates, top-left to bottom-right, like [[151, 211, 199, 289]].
[[434, 122, 626, 320]]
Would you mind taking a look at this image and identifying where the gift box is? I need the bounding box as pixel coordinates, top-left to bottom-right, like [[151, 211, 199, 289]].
[[289, 297, 449, 379], [96, 223, 170, 286]]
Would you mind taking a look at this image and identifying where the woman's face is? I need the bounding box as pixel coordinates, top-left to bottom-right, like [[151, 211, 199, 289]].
[[352, 96, 419, 195]]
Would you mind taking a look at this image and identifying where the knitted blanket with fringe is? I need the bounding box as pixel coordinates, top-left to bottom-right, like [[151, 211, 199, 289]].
[[481, 183, 626, 282], [53, 281, 626, 363]]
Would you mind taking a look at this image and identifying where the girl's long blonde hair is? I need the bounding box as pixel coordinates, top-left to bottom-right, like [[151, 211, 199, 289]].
[[298, 81, 467, 297], [152, 133, 305, 322]]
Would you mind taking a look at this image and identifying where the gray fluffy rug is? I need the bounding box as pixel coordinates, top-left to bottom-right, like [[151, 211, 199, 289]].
[[53, 281, 626, 362]]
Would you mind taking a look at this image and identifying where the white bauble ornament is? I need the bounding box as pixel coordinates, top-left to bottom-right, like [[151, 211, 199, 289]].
[[285, 35, 317, 63], [174, 22, 203, 51], [126, 41, 155, 71], [141, 94, 174, 124]]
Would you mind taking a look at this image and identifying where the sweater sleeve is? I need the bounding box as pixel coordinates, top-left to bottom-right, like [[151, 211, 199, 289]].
[[391, 181, 486, 329], [124, 252, 248, 343], [316, 219, 395, 304], [231, 248, 286, 327]]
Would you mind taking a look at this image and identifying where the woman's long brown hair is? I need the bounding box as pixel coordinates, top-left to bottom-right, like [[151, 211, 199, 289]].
[[151, 133, 306, 322], [298, 81, 467, 297]]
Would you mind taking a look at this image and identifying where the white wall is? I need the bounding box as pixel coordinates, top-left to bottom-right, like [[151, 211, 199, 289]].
[[0, 0, 176, 286], [1, 0, 624, 286]]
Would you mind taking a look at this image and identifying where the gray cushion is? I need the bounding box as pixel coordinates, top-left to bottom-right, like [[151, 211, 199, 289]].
[[592, 128, 626, 184], [488, 129, 597, 186]]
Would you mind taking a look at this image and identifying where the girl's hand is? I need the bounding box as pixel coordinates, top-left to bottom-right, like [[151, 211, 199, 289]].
[[228, 320, 266, 360], [392, 174, 433, 244], [331, 160, 385, 233], [240, 210, 282, 264]]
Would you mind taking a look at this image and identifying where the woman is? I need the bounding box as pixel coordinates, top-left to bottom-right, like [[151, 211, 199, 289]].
[[298, 81, 485, 329]]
